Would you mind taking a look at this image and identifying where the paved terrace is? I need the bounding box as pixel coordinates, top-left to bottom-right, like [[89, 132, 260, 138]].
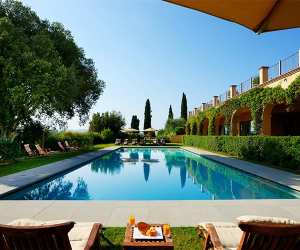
[[0, 146, 300, 226]]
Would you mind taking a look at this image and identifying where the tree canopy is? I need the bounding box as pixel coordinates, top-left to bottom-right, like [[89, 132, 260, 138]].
[[168, 105, 174, 120], [144, 99, 152, 129], [131, 115, 140, 130], [89, 111, 125, 135], [181, 93, 187, 120], [0, 0, 105, 138]]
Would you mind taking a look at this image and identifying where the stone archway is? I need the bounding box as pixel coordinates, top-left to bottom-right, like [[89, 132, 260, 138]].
[[231, 107, 252, 136], [201, 118, 209, 135], [262, 97, 300, 136], [214, 114, 225, 135]]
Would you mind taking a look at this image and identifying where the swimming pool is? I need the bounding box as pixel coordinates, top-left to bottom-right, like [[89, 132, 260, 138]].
[[4, 147, 300, 200]]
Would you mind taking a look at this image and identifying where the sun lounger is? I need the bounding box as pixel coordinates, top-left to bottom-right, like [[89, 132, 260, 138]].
[[115, 138, 121, 145], [35, 144, 57, 156], [198, 215, 300, 250], [0, 218, 102, 250], [24, 144, 35, 156], [64, 140, 78, 151], [160, 138, 166, 146], [152, 138, 158, 145], [58, 141, 67, 152], [139, 139, 145, 145]]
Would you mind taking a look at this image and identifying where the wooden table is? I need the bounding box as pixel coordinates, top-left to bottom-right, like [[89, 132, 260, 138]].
[[123, 224, 174, 249]]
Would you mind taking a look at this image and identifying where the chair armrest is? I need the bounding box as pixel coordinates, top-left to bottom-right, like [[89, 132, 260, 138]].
[[84, 223, 102, 250], [206, 223, 224, 250]]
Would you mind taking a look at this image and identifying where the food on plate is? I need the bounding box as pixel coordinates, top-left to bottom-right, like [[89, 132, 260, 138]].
[[137, 222, 150, 235], [146, 226, 157, 236]]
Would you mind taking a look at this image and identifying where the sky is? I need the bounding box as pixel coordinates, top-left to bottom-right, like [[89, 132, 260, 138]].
[[22, 0, 300, 130]]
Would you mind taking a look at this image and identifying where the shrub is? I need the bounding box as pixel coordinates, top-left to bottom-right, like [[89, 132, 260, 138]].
[[89, 132, 103, 144], [0, 139, 21, 161], [183, 135, 300, 170], [100, 128, 114, 143]]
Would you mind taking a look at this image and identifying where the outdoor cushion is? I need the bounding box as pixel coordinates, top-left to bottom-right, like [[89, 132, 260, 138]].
[[8, 218, 95, 250], [237, 215, 299, 225], [199, 222, 242, 249]]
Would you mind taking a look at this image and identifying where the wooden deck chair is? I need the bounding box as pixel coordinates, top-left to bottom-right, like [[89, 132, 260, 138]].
[[198, 215, 300, 250], [0, 218, 102, 250], [24, 144, 35, 156], [64, 141, 78, 151], [115, 139, 121, 145], [35, 144, 47, 156], [57, 141, 67, 152]]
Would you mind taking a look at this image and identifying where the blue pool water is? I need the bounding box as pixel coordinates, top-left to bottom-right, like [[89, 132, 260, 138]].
[[4, 148, 300, 200]]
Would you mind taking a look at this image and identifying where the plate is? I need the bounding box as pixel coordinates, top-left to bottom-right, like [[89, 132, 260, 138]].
[[133, 226, 163, 240]]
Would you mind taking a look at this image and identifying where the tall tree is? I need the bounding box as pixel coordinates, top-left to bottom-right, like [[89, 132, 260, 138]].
[[181, 93, 188, 120], [131, 115, 140, 130], [168, 105, 174, 120], [144, 99, 152, 129], [0, 1, 105, 138]]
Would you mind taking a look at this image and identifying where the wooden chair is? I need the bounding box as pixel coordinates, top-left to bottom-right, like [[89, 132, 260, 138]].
[[0, 219, 102, 250], [24, 144, 35, 156], [35, 144, 48, 156], [64, 141, 78, 151], [198, 216, 300, 250], [123, 139, 128, 145], [115, 139, 121, 145], [131, 139, 137, 145], [57, 141, 67, 152]]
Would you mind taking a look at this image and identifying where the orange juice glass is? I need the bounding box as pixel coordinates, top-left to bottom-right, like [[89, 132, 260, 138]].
[[163, 224, 170, 235], [129, 215, 135, 226]]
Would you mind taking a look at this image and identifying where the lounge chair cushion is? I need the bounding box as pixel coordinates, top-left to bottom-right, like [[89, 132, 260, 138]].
[[69, 222, 96, 250], [199, 222, 242, 249], [8, 218, 95, 250], [237, 215, 299, 225]]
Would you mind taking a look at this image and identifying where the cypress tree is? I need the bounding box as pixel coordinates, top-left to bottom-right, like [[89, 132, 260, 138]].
[[181, 92, 187, 120], [131, 115, 140, 130], [168, 105, 174, 120], [144, 99, 152, 129]]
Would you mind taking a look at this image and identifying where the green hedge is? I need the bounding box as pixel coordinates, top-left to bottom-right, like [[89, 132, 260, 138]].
[[183, 135, 300, 169], [0, 139, 22, 161]]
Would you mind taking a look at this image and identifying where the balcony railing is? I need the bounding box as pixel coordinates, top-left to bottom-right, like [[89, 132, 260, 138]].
[[188, 49, 300, 116]]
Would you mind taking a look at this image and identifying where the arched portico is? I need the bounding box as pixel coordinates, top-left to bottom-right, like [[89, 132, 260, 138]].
[[231, 107, 252, 136], [214, 114, 225, 135], [201, 118, 209, 135], [262, 97, 300, 135]]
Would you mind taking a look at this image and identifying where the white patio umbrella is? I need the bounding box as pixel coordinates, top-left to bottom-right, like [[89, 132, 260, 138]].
[[142, 128, 157, 133], [121, 128, 139, 133]]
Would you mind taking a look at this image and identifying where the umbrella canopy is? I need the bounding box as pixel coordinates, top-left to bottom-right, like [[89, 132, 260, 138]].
[[143, 128, 157, 132], [164, 0, 300, 33], [121, 128, 139, 133]]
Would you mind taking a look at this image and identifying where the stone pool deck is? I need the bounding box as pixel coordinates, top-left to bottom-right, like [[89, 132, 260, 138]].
[[0, 145, 300, 226], [0, 200, 300, 226]]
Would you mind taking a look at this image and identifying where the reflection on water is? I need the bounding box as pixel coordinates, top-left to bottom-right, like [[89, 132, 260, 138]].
[[4, 148, 300, 200], [91, 151, 123, 174], [22, 177, 89, 200], [143, 163, 150, 182]]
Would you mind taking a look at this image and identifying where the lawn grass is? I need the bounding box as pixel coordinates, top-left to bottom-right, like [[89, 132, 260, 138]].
[[0, 144, 113, 177], [100, 227, 202, 249]]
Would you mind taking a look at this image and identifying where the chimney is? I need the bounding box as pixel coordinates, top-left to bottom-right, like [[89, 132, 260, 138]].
[[229, 85, 237, 98], [259, 66, 269, 85], [213, 96, 219, 107]]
